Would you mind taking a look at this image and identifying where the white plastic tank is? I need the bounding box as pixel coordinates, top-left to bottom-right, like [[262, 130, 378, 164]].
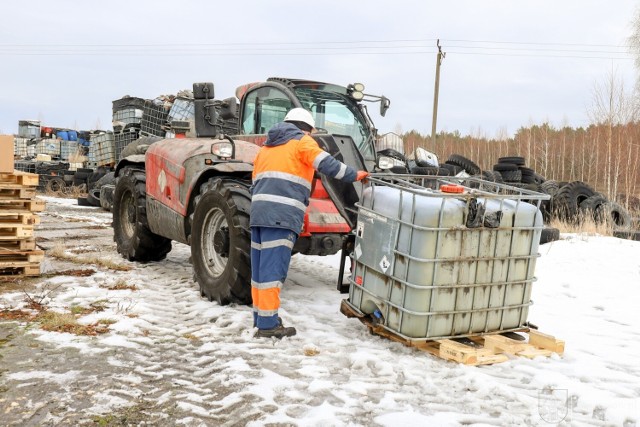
[[349, 181, 543, 339]]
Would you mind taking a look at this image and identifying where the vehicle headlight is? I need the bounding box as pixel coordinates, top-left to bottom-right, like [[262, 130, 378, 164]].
[[211, 141, 234, 158]]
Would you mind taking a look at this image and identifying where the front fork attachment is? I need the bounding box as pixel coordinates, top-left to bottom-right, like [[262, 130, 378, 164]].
[[337, 234, 355, 294]]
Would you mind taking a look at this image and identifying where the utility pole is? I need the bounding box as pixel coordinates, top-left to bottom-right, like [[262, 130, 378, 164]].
[[431, 39, 445, 151]]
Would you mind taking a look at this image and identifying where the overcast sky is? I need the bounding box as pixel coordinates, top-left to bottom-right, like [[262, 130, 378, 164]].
[[1, 0, 638, 138]]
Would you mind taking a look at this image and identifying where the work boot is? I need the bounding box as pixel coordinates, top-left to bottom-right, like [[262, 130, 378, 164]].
[[254, 324, 297, 339]]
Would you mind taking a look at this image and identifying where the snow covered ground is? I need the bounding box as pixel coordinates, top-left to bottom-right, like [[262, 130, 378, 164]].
[[0, 196, 639, 426]]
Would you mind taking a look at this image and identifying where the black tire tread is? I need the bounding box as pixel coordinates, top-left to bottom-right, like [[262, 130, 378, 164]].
[[113, 169, 172, 262]]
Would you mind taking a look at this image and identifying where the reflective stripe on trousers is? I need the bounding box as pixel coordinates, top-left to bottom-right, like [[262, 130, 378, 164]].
[[251, 227, 297, 330]]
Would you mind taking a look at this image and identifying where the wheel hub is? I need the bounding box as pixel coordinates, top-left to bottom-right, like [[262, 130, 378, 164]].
[[213, 227, 230, 257]]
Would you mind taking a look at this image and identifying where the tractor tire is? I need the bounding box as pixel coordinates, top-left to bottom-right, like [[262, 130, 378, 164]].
[[493, 162, 518, 172], [607, 202, 633, 230], [190, 178, 252, 305], [498, 156, 525, 166], [100, 184, 115, 211], [540, 226, 560, 245], [120, 136, 163, 159], [553, 181, 595, 221], [410, 166, 440, 175], [579, 194, 609, 222], [441, 163, 463, 176], [45, 177, 66, 194], [499, 169, 522, 183], [539, 180, 560, 197], [113, 168, 172, 262], [446, 154, 481, 175]]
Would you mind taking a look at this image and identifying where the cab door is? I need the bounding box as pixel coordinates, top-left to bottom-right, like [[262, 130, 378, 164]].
[[239, 84, 296, 145]]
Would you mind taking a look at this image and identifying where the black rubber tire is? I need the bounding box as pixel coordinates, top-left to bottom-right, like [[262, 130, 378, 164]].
[[77, 197, 92, 206], [540, 226, 560, 244], [113, 168, 172, 262], [45, 177, 66, 194], [539, 180, 560, 197], [553, 181, 596, 221], [498, 156, 525, 166], [493, 162, 518, 172], [120, 136, 163, 159], [190, 178, 252, 305], [579, 194, 609, 222], [519, 167, 536, 184], [94, 172, 116, 189], [441, 163, 463, 176], [500, 169, 522, 182], [87, 171, 107, 190], [613, 230, 640, 241], [446, 154, 481, 175], [410, 166, 440, 175], [86, 187, 102, 207], [389, 166, 409, 174], [607, 202, 633, 230], [100, 184, 115, 211], [437, 167, 451, 176]]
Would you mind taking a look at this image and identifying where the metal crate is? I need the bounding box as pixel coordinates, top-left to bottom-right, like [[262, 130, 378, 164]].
[[13, 137, 28, 158], [89, 132, 116, 166], [60, 140, 79, 161], [114, 129, 139, 162], [141, 99, 170, 137], [345, 174, 550, 341]]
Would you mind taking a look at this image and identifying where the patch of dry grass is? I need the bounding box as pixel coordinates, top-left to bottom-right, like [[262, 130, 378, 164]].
[[37, 311, 110, 335], [550, 210, 615, 235], [102, 278, 138, 291], [47, 243, 131, 272]]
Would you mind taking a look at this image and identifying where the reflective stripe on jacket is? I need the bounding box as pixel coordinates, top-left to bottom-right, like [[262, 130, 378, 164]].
[[250, 122, 357, 232]]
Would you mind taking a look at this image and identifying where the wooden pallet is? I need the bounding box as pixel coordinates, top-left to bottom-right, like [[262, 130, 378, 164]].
[[340, 300, 564, 366], [0, 186, 37, 200], [0, 239, 36, 251], [0, 225, 34, 239], [0, 171, 39, 187], [0, 250, 45, 263], [0, 199, 45, 212], [0, 263, 41, 278], [0, 211, 40, 226]]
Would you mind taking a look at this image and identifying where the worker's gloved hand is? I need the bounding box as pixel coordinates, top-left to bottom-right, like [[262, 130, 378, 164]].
[[356, 171, 370, 182]]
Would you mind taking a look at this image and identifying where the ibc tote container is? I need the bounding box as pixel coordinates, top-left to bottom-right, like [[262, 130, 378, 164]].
[[346, 175, 548, 340]]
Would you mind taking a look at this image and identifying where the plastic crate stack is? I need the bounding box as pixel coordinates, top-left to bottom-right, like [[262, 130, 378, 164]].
[[35, 139, 60, 157], [0, 170, 45, 279], [112, 96, 144, 161]]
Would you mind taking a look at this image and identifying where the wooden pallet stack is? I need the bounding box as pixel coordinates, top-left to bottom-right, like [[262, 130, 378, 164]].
[[0, 170, 45, 279]]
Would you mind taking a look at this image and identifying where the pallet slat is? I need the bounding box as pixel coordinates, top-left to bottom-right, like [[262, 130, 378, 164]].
[[0, 187, 37, 200], [0, 199, 45, 212], [0, 250, 45, 263], [0, 264, 41, 278], [0, 171, 39, 187], [0, 226, 34, 239], [0, 211, 40, 225], [0, 239, 36, 251]]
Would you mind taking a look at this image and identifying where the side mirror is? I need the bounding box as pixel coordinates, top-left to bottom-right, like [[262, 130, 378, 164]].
[[380, 96, 390, 117], [415, 147, 439, 167], [219, 97, 238, 120]]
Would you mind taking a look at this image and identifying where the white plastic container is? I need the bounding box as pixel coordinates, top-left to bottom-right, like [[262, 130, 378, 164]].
[[348, 176, 545, 340]]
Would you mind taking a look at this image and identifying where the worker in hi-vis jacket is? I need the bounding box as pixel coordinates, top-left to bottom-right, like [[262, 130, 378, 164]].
[[250, 108, 369, 339]]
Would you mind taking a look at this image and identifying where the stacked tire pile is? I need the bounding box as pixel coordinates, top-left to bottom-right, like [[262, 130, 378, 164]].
[[443, 153, 638, 242]]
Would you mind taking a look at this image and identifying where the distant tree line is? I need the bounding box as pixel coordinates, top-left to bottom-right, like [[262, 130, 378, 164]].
[[402, 121, 640, 208]]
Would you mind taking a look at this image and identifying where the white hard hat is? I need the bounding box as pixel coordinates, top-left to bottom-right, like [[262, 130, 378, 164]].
[[284, 108, 316, 129]]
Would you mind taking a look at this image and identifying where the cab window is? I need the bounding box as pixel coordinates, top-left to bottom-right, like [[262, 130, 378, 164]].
[[241, 87, 293, 134]]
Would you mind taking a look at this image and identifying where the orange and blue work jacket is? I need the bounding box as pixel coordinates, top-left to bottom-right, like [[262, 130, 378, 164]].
[[250, 122, 357, 233]]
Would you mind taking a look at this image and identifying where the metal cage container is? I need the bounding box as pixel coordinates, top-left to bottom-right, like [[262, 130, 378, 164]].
[[345, 175, 549, 340]]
